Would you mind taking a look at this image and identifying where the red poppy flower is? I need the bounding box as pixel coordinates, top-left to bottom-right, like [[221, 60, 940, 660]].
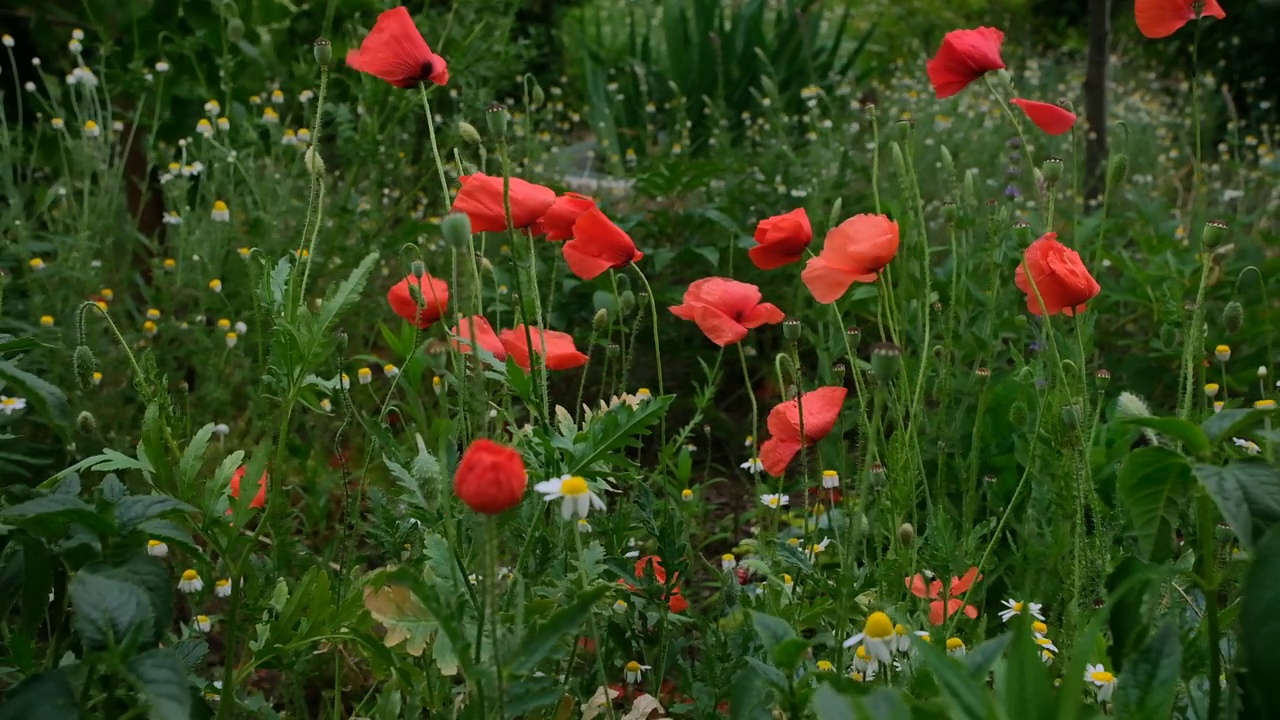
[[633, 555, 689, 613], [668, 277, 785, 347], [345, 7, 449, 88], [749, 208, 813, 270], [906, 566, 982, 625], [498, 325, 588, 371], [1010, 98, 1077, 136], [451, 315, 506, 359], [1014, 233, 1100, 316], [926, 27, 1006, 99], [450, 174, 557, 233], [228, 466, 267, 512], [562, 207, 643, 280], [536, 193, 597, 241], [387, 274, 449, 328], [801, 214, 899, 304], [1135, 0, 1225, 39], [759, 386, 847, 476], [453, 438, 527, 514]]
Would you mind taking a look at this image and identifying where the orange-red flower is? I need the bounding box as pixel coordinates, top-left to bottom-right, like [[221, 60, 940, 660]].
[[1135, 0, 1225, 39], [536, 193, 597, 241], [498, 325, 588, 371], [801, 214, 899, 304], [387, 274, 449, 328], [452, 315, 506, 359], [453, 438, 527, 514], [926, 27, 1006, 99], [562, 207, 643, 280], [1010, 99, 1077, 136], [450, 174, 557, 233], [345, 7, 449, 88], [749, 208, 813, 270], [1014, 233, 1100, 317], [759, 386, 847, 476], [907, 567, 982, 625], [668, 277, 785, 347], [632, 555, 689, 613], [228, 466, 267, 511]]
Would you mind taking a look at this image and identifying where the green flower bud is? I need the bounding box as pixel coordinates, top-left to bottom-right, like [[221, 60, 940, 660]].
[[485, 103, 510, 138], [1009, 401, 1029, 428], [1215, 523, 1235, 543], [1223, 300, 1244, 334], [864, 103, 878, 120], [606, 343, 621, 359], [76, 410, 96, 434], [619, 290, 635, 317], [410, 260, 426, 280], [832, 363, 846, 384], [1012, 220, 1034, 247], [1202, 220, 1228, 248], [73, 345, 98, 388], [940, 145, 956, 187], [827, 197, 843, 232], [846, 326, 862, 350], [1106, 152, 1128, 191], [530, 82, 545, 109], [1095, 369, 1111, 388], [783, 318, 801, 342], [1061, 403, 1082, 428], [592, 308, 609, 332], [226, 17, 245, 43], [897, 522, 916, 546], [442, 213, 472, 246], [896, 119, 914, 142], [963, 168, 977, 206], [1042, 157, 1064, 185], [870, 342, 901, 382], [942, 202, 958, 225], [458, 121, 482, 145], [304, 147, 324, 176], [313, 38, 332, 67]]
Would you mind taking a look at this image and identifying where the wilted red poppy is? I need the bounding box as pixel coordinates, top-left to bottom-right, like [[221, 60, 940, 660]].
[[387, 274, 449, 328], [1135, 0, 1225, 39], [926, 27, 1006, 99], [562, 207, 643, 280], [345, 7, 449, 88], [1014, 233, 1100, 316], [453, 438, 527, 514], [228, 466, 267, 511], [498, 325, 588, 371], [749, 208, 813, 270], [450, 174, 557, 233], [1010, 99, 1077, 135], [452, 315, 506, 359], [907, 567, 982, 625], [536, 193, 596, 241], [759, 386, 847, 476], [668, 277, 785, 347], [801, 214, 899, 304]]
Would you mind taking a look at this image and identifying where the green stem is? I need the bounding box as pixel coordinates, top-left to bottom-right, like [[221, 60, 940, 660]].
[[1197, 487, 1222, 720], [419, 84, 452, 208], [1179, 249, 1213, 420], [572, 527, 615, 720], [737, 343, 759, 463]]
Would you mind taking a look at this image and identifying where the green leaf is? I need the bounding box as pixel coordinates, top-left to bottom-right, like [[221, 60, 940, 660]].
[[510, 584, 610, 673], [87, 448, 154, 475], [772, 636, 811, 673], [729, 663, 774, 720], [744, 657, 789, 690], [1240, 529, 1280, 717], [1106, 557, 1160, 670], [997, 620, 1053, 720], [1202, 407, 1276, 445], [1193, 461, 1280, 550], [114, 496, 195, 530], [912, 635, 995, 720], [0, 359, 71, 434], [171, 638, 209, 669], [317, 251, 379, 335], [133, 519, 199, 556], [1118, 447, 1193, 562], [98, 474, 126, 502], [178, 424, 216, 491], [85, 554, 173, 646], [855, 690, 911, 720], [750, 611, 797, 654], [269, 255, 292, 312], [1111, 619, 1181, 718], [1124, 416, 1210, 457], [0, 670, 79, 720], [963, 633, 1012, 678], [69, 570, 154, 652], [811, 683, 855, 720], [126, 649, 193, 720], [0, 494, 112, 535]]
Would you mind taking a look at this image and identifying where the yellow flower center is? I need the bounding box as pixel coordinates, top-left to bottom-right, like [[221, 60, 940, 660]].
[[855, 645, 870, 660], [783, 574, 793, 585], [1090, 670, 1115, 684], [625, 661, 641, 673], [681, 488, 692, 498], [196, 614, 209, 623], [1216, 344, 1230, 354], [561, 476, 589, 496], [823, 470, 837, 478], [1256, 400, 1277, 409], [894, 623, 908, 637], [181, 569, 199, 581], [1034, 637, 1053, 647], [946, 637, 965, 651], [864, 611, 894, 639], [147, 540, 164, 548], [216, 579, 229, 588], [816, 660, 834, 672], [1012, 601, 1024, 611], [637, 387, 650, 395], [787, 538, 800, 547], [721, 553, 735, 562], [1032, 621, 1048, 635], [213, 201, 228, 211], [918, 633, 931, 643]]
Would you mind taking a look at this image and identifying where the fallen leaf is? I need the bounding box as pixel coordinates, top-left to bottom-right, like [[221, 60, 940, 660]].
[[581, 686, 621, 720], [622, 693, 666, 720]]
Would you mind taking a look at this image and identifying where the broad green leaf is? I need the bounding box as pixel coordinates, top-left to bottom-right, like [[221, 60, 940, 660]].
[[0, 670, 78, 720], [1240, 529, 1280, 717], [171, 638, 209, 669], [85, 554, 173, 646], [69, 570, 154, 652], [855, 689, 911, 720], [729, 663, 774, 720], [98, 474, 125, 502], [744, 657, 788, 690], [1118, 447, 1193, 562], [126, 649, 192, 720], [1124, 416, 1210, 457], [0, 495, 112, 535], [510, 584, 610, 673], [997, 620, 1053, 720], [1202, 407, 1276, 445], [1193, 462, 1280, 550], [114, 496, 195, 530], [963, 633, 1012, 678], [1111, 619, 1181, 718], [811, 683, 855, 720], [912, 635, 994, 720], [750, 611, 797, 654], [771, 636, 810, 673], [134, 519, 199, 556], [0, 359, 71, 435]]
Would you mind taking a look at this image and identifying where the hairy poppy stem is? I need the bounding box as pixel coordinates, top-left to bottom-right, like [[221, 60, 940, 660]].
[[736, 343, 759, 468], [418, 84, 453, 209]]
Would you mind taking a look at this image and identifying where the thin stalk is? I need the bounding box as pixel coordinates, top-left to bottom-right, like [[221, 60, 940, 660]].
[[737, 343, 759, 464], [1197, 488, 1221, 720], [418, 84, 452, 207]]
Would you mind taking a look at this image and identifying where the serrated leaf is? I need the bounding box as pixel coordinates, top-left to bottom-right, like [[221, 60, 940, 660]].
[[1111, 619, 1181, 718], [171, 638, 210, 669], [1119, 447, 1193, 562], [383, 454, 427, 511], [363, 585, 436, 657], [0, 494, 112, 535], [318, 251, 379, 335], [98, 474, 125, 502], [269, 256, 293, 312], [69, 571, 154, 652], [751, 611, 797, 653], [179, 424, 216, 491], [114, 496, 195, 530], [511, 584, 610, 673], [88, 448, 154, 475], [126, 649, 192, 720]]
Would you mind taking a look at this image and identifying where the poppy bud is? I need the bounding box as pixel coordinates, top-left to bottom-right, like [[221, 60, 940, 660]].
[[783, 318, 802, 342], [73, 344, 98, 387], [304, 147, 324, 176], [335, 328, 348, 351], [531, 82, 545, 109], [1009, 401, 1029, 427], [846, 326, 861, 350], [1061, 403, 1081, 428], [827, 197, 843, 232], [1215, 522, 1235, 543], [897, 522, 916, 546], [313, 37, 332, 67], [1202, 220, 1228, 248], [226, 17, 245, 43], [1041, 157, 1064, 185], [870, 342, 901, 381], [975, 367, 990, 380], [1106, 152, 1128, 190], [1096, 369, 1111, 387], [619, 290, 635, 316], [940, 145, 956, 186], [607, 343, 621, 359], [896, 119, 914, 142], [592, 308, 609, 333], [963, 169, 977, 206], [485, 103, 510, 138], [76, 410, 96, 434], [458, 121, 482, 145], [869, 461, 886, 486], [1223, 301, 1243, 334], [442, 213, 472, 246], [410, 260, 426, 280], [1012, 220, 1034, 246], [833, 363, 846, 384], [942, 202, 958, 225]]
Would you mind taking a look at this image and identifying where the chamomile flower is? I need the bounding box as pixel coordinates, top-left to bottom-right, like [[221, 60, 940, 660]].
[[162, 211, 182, 225], [271, 89, 284, 104], [91, 371, 103, 386], [29, 257, 46, 270], [1233, 437, 1262, 455], [843, 611, 895, 663], [194, 615, 213, 633], [815, 660, 835, 673], [946, 637, 966, 657], [1034, 637, 1059, 654], [234, 321, 247, 334], [681, 488, 693, 502], [804, 537, 832, 562], [51, 117, 65, 130], [320, 398, 333, 413], [635, 387, 652, 400], [1041, 649, 1055, 664], [534, 475, 606, 520], [782, 574, 794, 591], [1, 35, 13, 47], [209, 278, 223, 293], [612, 599, 628, 613], [237, 247, 251, 259], [383, 364, 400, 378], [1255, 399, 1277, 410], [213, 423, 230, 437], [196, 118, 214, 137], [215, 578, 232, 598], [217, 117, 230, 132], [1032, 620, 1048, 637], [340, 373, 351, 390], [357, 368, 373, 385], [1084, 663, 1117, 703], [178, 569, 204, 593], [82, 120, 100, 138], [299, 89, 315, 103], [760, 493, 789, 510], [143, 320, 158, 337], [296, 128, 311, 144], [740, 457, 764, 473], [282, 129, 297, 145], [223, 332, 237, 348], [720, 553, 737, 571], [821, 470, 840, 488], [1215, 345, 1231, 363], [893, 624, 912, 653], [146, 308, 161, 320], [262, 107, 279, 124], [211, 200, 230, 222], [1214, 401, 1225, 413], [998, 599, 1044, 622], [154, 60, 170, 73], [146, 539, 169, 557], [853, 644, 880, 677], [624, 661, 650, 684], [216, 318, 231, 331], [39, 315, 54, 327]]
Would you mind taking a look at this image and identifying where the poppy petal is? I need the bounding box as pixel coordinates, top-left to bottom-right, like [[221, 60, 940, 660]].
[[760, 437, 802, 477], [801, 256, 858, 304], [1135, 0, 1225, 39], [345, 7, 446, 89], [1010, 98, 1077, 135], [926, 27, 1006, 99], [691, 304, 749, 347]]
